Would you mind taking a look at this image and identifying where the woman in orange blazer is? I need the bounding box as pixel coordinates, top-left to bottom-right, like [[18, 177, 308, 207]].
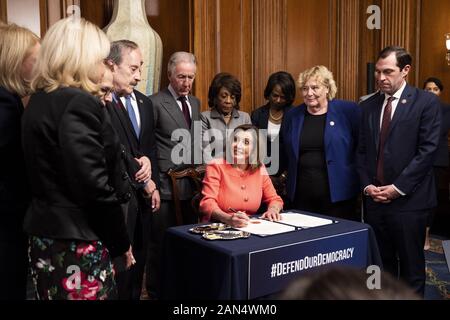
[[199, 124, 283, 227]]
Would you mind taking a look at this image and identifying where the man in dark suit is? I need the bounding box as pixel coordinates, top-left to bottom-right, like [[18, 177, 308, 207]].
[[147, 51, 201, 298], [105, 40, 160, 300], [357, 46, 441, 296]]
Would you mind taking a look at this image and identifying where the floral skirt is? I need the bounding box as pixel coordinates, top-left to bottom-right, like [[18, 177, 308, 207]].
[[29, 236, 116, 300]]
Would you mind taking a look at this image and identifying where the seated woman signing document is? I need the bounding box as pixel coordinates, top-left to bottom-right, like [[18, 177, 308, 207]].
[[199, 124, 283, 228]]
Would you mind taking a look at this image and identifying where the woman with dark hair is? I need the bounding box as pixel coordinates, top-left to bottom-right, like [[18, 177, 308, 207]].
[[251, 71, 296, 176], [252, 71, 296, 140], [423, 77, 444, 96], [422, 77, 450, 250], [201, 73, 251, 161], [199, 124, 283, 228]]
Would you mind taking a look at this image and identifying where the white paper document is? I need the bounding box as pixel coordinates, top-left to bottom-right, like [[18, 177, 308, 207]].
[[235, 218, 296, 236], [278, 212, 334, 228]]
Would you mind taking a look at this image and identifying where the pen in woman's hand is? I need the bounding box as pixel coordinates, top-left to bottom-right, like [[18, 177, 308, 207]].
[[228, 208, 249, 220]]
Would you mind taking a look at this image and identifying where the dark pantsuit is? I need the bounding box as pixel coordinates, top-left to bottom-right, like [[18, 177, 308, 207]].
[[366, 208, 428, 295]]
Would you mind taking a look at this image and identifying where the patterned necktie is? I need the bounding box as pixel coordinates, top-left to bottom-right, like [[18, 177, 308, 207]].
[[178, 96, 191, 129], [125, 95, 140, 138], [376, 96, 395, 185]]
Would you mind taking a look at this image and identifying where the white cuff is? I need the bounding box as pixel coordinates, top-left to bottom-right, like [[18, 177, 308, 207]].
[[392, 184, 406, 196]]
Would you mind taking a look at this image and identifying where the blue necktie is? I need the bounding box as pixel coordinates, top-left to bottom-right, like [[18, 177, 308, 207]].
[[125, 95, 140, 138]]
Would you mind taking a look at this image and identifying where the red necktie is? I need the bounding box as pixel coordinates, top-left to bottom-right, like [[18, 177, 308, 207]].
[[376, 96, 395, 185], [178, 96, 191, 129]]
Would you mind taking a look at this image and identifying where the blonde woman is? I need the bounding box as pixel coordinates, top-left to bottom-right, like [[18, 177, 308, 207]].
[[0, 23, 39, 300], [280, 65, 361, 220], [200, 124, 283, 228], [22, 18, 134, 300]]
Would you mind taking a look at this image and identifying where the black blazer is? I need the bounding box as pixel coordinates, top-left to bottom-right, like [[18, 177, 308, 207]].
[[434, 102, 450, 167], [357, 86, 441, 211], [22, 87, 131, 258], [0, 86, 31, 240], [251, 104, 293, 130], [106, 90, 160, 244], [107, 90, 160, 189], [251, 104, 293, 175]]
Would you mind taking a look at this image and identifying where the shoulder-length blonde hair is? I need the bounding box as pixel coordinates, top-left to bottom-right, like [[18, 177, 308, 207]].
[[0, 23, 39, 97], [32, 17, 110, 95], [298, 65, 338, 100]]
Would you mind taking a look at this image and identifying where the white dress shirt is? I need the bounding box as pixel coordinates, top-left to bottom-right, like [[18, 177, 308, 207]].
[[119, 91, 141, 129], [379, 80, 407, 126], [168, 84, 192, 117], [364, 80, 408, 195]]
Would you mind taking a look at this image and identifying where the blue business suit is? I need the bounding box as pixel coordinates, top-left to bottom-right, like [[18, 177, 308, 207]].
[[281, 99, 361, 204], [357, 86, 441, 210], [356, 85, 441, 295]]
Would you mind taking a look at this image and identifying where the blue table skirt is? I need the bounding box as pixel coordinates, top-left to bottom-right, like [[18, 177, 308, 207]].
[[161, 211, 381, 300]]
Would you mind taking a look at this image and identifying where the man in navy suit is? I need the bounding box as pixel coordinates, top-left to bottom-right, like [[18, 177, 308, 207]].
[[357, 46, 441, 295], [106, 40, 160, 300]]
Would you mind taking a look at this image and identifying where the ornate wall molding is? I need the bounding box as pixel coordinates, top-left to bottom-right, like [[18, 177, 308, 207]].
[[380, 0, 418, 85], [193, 0, 253, 112], [253, 0, 287, 107], [0, 0, 7, 23], [193, 0, 218, 110], [330, 0, 360, 101]]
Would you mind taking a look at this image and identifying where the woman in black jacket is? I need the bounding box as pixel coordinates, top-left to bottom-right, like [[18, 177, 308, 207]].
[[22, 17, 134, 300], [251, 71, 296, 176], [0, 23, 39, 300]]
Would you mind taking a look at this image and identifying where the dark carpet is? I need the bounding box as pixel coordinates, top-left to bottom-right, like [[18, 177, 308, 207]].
[[425, 237, 450, 300]]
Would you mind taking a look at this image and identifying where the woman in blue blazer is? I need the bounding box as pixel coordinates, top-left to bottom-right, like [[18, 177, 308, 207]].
[[280, 66, 361, 219]]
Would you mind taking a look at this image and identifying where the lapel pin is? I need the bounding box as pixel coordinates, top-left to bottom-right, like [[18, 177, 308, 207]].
[[401, 99, 407, 104], [139, 99, 143, 104], [330, 121, 335, 126]]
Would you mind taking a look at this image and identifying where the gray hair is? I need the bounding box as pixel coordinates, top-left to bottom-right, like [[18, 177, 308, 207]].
[[107, 39, 139, 65], [167, 51, 197, 76]]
